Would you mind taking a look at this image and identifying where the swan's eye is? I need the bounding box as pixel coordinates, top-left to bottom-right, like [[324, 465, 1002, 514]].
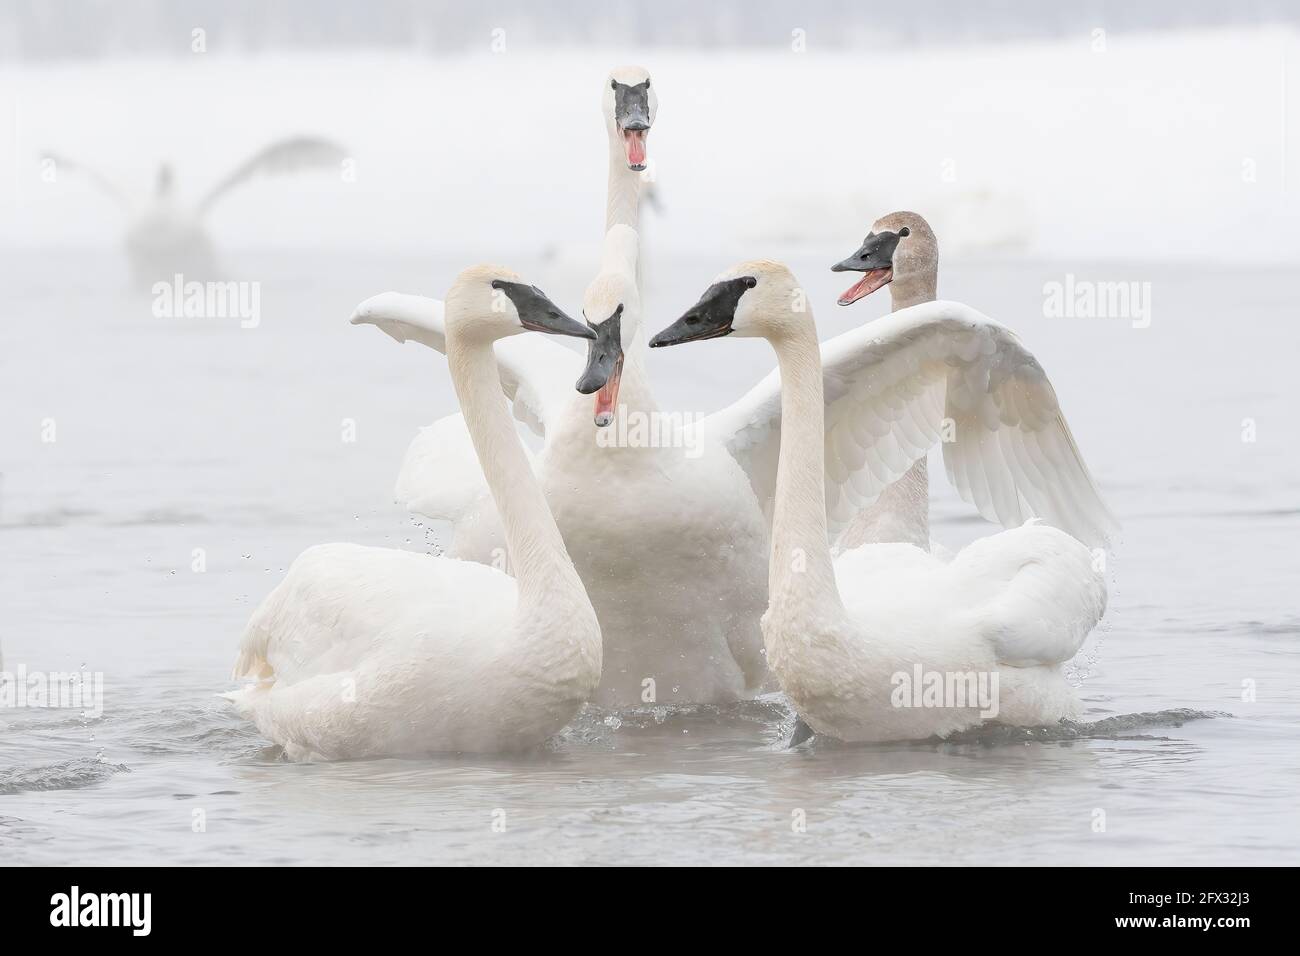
[[744, 277, 757, 289], [611, 80, 617, 90], [645, 79, 650, 89], [899, 227, 911, 238]]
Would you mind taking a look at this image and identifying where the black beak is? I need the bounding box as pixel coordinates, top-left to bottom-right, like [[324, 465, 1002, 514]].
[[492, 280, 594, 339], [576, 305, 623, 394], [614, 80, 652, 132], [831, 230, 903, 274], [650, 276, 755, 349]]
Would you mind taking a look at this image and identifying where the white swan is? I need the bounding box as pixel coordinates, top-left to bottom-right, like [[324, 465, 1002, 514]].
[[650, 262, 1108, 741], [42, 137, 347, 286], [226, 267, 602, 759]]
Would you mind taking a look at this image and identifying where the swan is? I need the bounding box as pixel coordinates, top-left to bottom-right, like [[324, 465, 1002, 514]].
[[649, 261, 1109, 741], [830, 210, 1118, 553], [226, 267, 602, 759], [42, 136, 347, 286]]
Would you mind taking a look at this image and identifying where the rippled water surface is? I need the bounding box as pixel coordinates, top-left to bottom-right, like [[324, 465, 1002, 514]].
[[1, 250, 1297, 865]]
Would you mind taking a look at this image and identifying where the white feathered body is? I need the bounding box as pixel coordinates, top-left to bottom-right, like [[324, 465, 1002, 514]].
[[440, 388, 770, 706], [228, 542, 600, 760], [765, 522, 1106, 742], [538, 395, 770, 706]]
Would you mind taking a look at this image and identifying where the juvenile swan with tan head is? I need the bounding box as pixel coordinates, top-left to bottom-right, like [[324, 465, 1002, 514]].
[[828, 211, 1118, 553], [227, 267, 601, 759], [651, 262, 1108, 741]]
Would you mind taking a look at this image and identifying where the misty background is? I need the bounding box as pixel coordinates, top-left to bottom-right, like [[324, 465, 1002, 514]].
[[1, 0, 1296, 264]]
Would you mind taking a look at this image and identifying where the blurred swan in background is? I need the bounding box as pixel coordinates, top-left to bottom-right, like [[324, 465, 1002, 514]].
[[41, 136, 347, 286], [650, 261, 1108, 742], [227, 267, 601, 760]]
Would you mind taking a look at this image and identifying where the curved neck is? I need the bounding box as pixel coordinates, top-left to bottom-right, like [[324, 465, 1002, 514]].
[[766, 321, 844, 614], [606, 134, 641, 232], [447, 330, 585, 606]]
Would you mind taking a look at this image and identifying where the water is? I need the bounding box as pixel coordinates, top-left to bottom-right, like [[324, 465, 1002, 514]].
[[1, 244, 1296, 865]]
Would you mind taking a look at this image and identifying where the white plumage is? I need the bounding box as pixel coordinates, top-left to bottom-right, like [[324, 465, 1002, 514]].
[[347, 77, 1114, 721], [656, 260, 1108, 742], [697, 299, 1118, 548], [227, 266, 601, 760]]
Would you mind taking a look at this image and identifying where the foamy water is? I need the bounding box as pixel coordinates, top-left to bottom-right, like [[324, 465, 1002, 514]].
[[1, 245, 1296, 865]]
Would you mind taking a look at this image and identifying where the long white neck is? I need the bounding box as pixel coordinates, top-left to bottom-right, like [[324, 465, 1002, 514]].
[[767, 320, 845, 616], [618, 322, 655, 413], [447, 330, 587, 609], [605, 132, 641, 232]]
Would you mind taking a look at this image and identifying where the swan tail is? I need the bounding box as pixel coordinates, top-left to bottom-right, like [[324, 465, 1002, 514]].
[[232, 648, 274, 681], [955, 521, 1107, 667], [220, 680, 272, 720]]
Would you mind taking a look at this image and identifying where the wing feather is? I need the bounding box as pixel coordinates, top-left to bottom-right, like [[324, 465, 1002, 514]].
[[698, 300, 1118, 545]]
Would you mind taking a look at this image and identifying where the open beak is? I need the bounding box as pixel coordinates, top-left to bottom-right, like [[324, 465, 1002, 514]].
[[831, 232, 902, 306], [592, 354, 623, 427], [613, 80, 652, 171], [621, 122, 649, 170], [834, 267, 892, 306], [575, 305, 624, 427], [650, 276, 754, 349]]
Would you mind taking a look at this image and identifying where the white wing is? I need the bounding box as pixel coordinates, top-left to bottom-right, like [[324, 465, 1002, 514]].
[[232, 542, 515, 684], [197, 136, 348, 216], [393, 413, 529, 528], [696, 299, 1118, 547], [954, 522, 1107, 666]]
